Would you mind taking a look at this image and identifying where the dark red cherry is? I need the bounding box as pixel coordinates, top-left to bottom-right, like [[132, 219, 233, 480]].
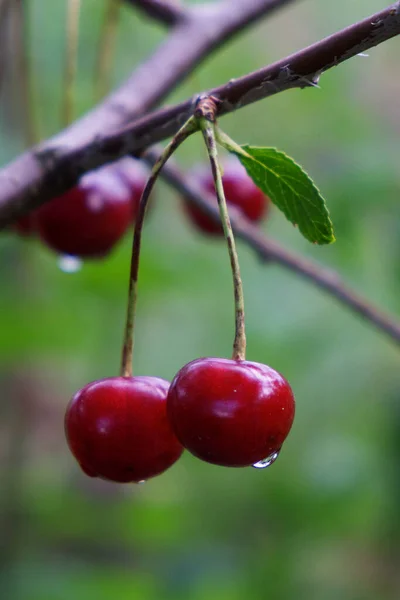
[[112, 157, 148, 222], [36, 166, 132, 258], [184, 160, 269, 235], [65, 376, 183, 483], [167, 357, 295, 467]]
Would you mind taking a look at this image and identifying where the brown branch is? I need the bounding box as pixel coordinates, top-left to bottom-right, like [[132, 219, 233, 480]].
[[76, 0, 298, 139], [124, 0, 186, 26], [148, 151, 400, 346], [0, 0, 298, 226], [89, 0, 400, 156], [1, 1, 400, 227], [0, 0, 398, 344]]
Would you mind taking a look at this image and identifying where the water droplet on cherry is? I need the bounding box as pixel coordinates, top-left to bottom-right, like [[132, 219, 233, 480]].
[[252, 449, 280, 469], [58, 255, 83, 273]]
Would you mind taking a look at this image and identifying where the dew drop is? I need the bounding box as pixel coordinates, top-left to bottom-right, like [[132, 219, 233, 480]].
[[252, 449, 280, 469], [138, 480, 146, 485], [58, 255, 82, 273]]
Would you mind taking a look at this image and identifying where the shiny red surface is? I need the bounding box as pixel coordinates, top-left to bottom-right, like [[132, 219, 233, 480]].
[[167, 357, 295, 467], [36, 167, 132, 258], [65, 376, 183, 483], [184, 161, 269, 235]]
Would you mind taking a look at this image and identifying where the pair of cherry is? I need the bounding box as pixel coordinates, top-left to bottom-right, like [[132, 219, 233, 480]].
[[14, 158, 269, 260], [65, 358, 295, 483], [63, 159, 294, 484]]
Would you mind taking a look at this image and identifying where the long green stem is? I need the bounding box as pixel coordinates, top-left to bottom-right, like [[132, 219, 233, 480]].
[[215, 126, 248, 158], [199, 117, 246, 361], [15, 0, 38, 146], [120, 116, 198, 377], [63, 0, 81, 126], [94, 0, 121, 102]]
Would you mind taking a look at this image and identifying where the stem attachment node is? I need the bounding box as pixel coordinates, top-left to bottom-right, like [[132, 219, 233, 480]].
[[194, 95, 220, 123]]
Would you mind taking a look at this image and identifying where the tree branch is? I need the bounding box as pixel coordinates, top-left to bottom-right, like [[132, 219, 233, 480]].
[[124, 0, 187, 26], [0, 0, 298, 226], [1, 0, 399, 344], [149, 151, 400, 346], [1, 1, 400, 227], [69, 0, 297, 145]]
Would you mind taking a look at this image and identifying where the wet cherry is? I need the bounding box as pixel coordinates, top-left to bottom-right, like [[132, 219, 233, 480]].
[[184, 160, 269, 235], [167, 357, 295, 467], [65, 376, 183, 483], [36, 165, 132, 258]]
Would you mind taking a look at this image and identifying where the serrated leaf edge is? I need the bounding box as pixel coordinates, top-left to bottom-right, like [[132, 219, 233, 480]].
[[237, 145, 336, 245]]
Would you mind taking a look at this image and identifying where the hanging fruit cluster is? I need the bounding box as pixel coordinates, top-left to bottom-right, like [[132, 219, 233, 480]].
[[8, 3, 335, 484], [64, 98, 298, 484]]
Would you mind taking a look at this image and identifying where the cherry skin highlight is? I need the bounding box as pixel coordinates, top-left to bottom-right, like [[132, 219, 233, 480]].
[[65, 376, 183, 483], [167, 357, 295, 467], [36, 165, 132, 258], [184, 160, 269, 235]]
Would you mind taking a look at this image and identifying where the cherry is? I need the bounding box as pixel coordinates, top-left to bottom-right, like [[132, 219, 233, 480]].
[[65, 376, 183, 483], [36, 165, 133, 258], [167, 357, 295, 468], [184, 160, 269, 235]]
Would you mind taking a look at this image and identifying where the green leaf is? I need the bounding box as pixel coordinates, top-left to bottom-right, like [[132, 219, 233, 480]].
[[232, 145, 335, 245]]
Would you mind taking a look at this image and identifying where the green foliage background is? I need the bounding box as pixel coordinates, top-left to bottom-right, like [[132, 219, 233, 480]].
[[1, 1, 400, 598]]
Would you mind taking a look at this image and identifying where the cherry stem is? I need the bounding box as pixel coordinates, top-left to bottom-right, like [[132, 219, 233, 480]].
[[198, 107, 246, 361], [63, 0, 81, 126], [94, 0, 121, 102], [15, 0, 38, 146], [120, 116, 198, 378]]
